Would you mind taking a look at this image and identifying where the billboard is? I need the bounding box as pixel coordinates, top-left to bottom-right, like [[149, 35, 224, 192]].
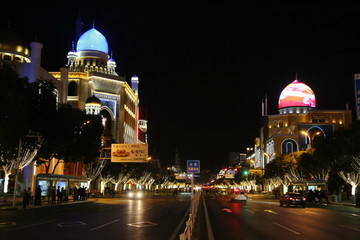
[[354, 74, 360, 120], [111, 144, 148, 163]]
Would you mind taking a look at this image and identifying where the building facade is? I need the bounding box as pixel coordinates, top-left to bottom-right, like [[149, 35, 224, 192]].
[[0, 22, 145, 196], [50, 26, 139, 144], [254, 79, 352, 169]]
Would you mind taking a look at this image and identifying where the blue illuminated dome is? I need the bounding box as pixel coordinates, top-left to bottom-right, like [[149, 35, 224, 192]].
[[76, 28, 109, 53]]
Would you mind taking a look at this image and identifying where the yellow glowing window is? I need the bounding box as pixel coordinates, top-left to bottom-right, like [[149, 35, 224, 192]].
[[16, 45, 23, 52]]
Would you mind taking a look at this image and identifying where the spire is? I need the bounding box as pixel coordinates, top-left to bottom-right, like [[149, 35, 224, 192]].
[[295, 72, 298, 80], [92, 20, 95, 29]]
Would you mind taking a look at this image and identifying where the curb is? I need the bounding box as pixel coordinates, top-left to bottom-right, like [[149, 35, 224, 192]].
[[0, 199, 98, 211]]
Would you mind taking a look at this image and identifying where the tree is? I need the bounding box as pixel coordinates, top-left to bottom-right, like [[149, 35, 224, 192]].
[[0, 64, 43, 203], [339, 156, 360, 197], [35, 104, 103, 173]]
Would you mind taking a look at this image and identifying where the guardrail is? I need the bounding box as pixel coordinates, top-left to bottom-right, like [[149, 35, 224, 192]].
[[179, 190, 201, 240]]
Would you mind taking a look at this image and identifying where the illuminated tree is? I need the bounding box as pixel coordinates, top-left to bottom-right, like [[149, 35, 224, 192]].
[[339, 156, 360, 196]]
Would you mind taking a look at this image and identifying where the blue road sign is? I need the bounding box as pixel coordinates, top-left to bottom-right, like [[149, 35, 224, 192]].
[[187, 160, 200, 173]]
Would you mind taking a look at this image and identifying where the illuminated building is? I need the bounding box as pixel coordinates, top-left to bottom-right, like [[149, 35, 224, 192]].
[[50, 25, 138, 144], [0, 27, 62, 194], [0, 21, 141, 195], [131, 74, 148, 144], [254, 78, 352, 169]]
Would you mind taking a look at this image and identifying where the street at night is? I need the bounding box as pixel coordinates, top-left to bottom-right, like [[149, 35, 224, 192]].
[[1, 193, 359, 240], [0, 193, 190, 240], [196, 194, 360, 240], [2, 3, 360, 240]]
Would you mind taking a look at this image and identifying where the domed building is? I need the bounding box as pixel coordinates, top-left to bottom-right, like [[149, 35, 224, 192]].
[[50, 24, 139, 144], [253, 77, 352, 169], [278, 80, 316, 114], [0, 27, 58, 84]]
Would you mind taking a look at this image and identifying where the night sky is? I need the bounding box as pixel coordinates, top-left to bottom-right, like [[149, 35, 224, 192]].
[[3, 3, 360, 171]]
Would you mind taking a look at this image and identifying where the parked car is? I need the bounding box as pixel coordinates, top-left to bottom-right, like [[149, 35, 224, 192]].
[[231, 192, 247, 203], [279, 192, 306, 208]]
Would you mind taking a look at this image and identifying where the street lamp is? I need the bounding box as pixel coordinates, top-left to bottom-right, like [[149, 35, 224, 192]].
[[301, 131, 320, 148]]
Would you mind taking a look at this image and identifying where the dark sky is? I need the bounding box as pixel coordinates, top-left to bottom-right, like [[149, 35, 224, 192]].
[[3, 3, 360, 170]]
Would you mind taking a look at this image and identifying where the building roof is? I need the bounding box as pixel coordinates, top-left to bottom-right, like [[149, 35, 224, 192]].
[[76, 28, 108, 54], [85, 95, 101, 105], [0, 28, 30, 58], [278, 80, 316, 109]]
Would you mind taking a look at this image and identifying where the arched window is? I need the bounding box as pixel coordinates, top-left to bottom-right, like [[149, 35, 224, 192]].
[[279, 121, 284, 128], [281, 139, 298, 154], [68, 81, 78, 96]]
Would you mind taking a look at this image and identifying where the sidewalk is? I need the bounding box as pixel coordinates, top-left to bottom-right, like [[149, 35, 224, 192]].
[[0, 196, 97, 211]]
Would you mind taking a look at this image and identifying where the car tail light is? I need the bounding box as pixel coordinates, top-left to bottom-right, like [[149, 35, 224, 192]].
[[302, 197, 306, 201], [289, 197, 294, 200]]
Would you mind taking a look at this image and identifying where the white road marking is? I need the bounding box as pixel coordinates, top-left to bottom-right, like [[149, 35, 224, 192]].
[[305, 211, 323, 216], [246, 209, 255, 214], [264, 209, 278, 214], [90, 219, 119, 231], [6, 220, 54, 232], [57, 221, 87, 228], [339, 225, 360, 232], [342, 212, 360, 217], [127, 221, 158, 228], [273, 222, 301, 235], [0, 222, 16, 228], [290, 211, 302, 216], [203, 195, 215, 240]]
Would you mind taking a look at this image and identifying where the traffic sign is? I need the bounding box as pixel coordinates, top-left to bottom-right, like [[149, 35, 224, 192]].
[[187, 160, 200, 173]]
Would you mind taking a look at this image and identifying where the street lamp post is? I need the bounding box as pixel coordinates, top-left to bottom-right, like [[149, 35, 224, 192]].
[[301, 131, 320, 148]]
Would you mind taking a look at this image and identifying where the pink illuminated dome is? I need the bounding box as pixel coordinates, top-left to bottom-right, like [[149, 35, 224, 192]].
[[278, 80, 316, 114]]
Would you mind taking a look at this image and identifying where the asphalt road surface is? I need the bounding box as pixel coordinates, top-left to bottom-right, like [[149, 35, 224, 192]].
[[0, 193, 190, 240], [199, 194, 360, 240]]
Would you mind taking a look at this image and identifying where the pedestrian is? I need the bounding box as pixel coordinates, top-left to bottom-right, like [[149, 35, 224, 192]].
[[47, 185, 52, 203], [73, 187, 78, 201], [61, 187, 66, 202], [34, 185, 42, 205], [22, 189, 31, 209], [57, 186, 61, 203], [27, 187, 32, 206], [51, 186, 56, 204], [324, 190, 330, 204]]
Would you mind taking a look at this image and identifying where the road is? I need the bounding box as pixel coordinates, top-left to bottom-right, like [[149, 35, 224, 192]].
[[0, 193, 190, 240], [198, 194, 360, 240]]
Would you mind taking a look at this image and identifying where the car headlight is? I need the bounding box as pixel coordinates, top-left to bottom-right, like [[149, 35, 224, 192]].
[[128, 192, 134, 197], [136, 192, 143, 198]]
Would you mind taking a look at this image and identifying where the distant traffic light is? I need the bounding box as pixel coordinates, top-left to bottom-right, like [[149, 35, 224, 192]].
[[243, 170, 249, 175]]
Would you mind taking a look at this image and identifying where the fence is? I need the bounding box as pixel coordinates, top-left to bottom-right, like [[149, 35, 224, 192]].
[[179, 190, 201, 240]]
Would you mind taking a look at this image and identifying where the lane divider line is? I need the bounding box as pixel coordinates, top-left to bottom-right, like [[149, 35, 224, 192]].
[[90, 219, 119, 231], [273, 222, 301, 235], [246, 209, 255, 214], [339, 225, 360, 232], [203, 195, 215, 240]]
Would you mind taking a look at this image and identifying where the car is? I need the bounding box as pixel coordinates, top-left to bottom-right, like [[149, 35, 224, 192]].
[[127, 190, 143, 199], [279, 192, 306, 208], [231, 192, 247, 203]]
